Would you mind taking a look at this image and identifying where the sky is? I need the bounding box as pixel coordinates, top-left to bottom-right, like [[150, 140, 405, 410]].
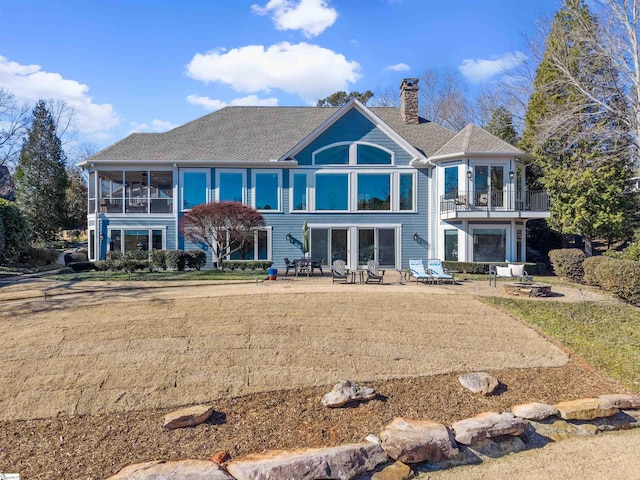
[[0, 0, 564, 154]]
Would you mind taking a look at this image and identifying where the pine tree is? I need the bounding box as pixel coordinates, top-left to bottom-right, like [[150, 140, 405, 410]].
[[14, 101, 68, 243], [486, 106, 519, 145], [521, 0, 634, 256]]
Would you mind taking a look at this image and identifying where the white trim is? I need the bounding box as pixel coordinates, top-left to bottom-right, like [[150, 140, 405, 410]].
[[107, 226, 167, 252], [215, 168, 246, 204], [251, 169, 282, 212]]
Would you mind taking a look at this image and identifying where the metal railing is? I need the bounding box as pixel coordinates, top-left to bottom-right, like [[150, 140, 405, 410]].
[[440, 190, 550, 215]]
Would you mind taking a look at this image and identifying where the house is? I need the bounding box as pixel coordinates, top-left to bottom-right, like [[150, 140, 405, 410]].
[[82, 78, 550, 270]]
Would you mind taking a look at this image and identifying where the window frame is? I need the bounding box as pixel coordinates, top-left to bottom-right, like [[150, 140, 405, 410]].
[[107, 226, 167, 253], [251, 169, 282, 212]]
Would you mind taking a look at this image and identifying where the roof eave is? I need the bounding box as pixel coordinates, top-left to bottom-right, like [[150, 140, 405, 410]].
[[428, 151, 534, 163]]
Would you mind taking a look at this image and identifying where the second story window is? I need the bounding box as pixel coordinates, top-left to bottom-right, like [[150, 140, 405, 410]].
[[182, 171, 208, 210], [253, 171, 281, 211], [218, 171, 244, 203]]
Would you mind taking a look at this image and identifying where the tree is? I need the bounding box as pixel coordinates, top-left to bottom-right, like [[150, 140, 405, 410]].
[[180, 201, 265, 268], [63, 143, 96, 232], [317, 90, 374, 106], [0, 198, 30, 264], [522, 0, 634, 256], [14, 101, 69, 243], [486, 106, 519, 144], [0, 89, 29, 167], [419, 68, 474, 131]]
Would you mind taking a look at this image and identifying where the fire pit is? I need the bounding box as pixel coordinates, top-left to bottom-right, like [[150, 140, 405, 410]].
[[504, 282, 552, 297]]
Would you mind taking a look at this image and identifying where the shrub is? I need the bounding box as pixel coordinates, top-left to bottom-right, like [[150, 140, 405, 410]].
[[0, 199, 30, 265], [185, 250, 207, 270], [583, 256, 615, 286], [441, 261, 547, 275], [548, 249, 585, 283], [596, 258, 640, 306], [150, 249, 167, 270], [93, 261, 107, 271], [166, 250, 186, 271], [222, 260, 273, 271], [69, 261, 97, 272], [22, 247, 59, 267], [122, 250, 149, 273], [105, 250, 124, 271], [64, 249, 88, 265]]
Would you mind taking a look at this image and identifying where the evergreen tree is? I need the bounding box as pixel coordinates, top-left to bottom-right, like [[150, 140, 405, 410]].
[[317, 90, 374, 106], [14, 101, 68, 243], [64, 165, 87, 231], [486, 106, 519, 145], [521, 0, 633, 256]]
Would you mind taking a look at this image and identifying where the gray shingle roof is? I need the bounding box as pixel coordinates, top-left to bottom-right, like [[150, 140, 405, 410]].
[[431, 124, 524, 158], [88, 107, 518, 164]]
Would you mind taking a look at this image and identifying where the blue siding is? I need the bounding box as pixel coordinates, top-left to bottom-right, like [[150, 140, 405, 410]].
[[295, 109, 414, 166]]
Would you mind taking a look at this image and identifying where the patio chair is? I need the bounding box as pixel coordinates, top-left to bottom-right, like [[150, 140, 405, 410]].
[[426, 259, 456, 284], [409, 259, 434, 285], [311, 257, 324, 275], [489, 263, 532, 287], [283, 258, 296, 276], [365, 259, 384, 284], [331, 259, 348, 283]]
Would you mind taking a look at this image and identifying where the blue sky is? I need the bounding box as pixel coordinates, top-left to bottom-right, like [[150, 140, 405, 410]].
[[0, 0, 562, 152]]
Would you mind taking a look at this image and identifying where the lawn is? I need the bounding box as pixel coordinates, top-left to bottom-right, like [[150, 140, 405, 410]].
[[479, 296, 640, 392], [48, 268, 267, 281]]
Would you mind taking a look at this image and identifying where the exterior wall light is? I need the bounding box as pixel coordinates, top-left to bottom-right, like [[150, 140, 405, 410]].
[[467, 170, 473, 179], [413, 233, 419, 242], [509, 170, 515, 180], [285, 233, 292, 241]]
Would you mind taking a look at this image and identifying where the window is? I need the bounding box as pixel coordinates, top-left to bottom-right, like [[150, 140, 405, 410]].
[[315, 173, 348, 210], [315, 144, 349, 165], [444, 229, 458, 261], [516, 229, 523, 263], [182, 171, 208, 210], [149, 171, 173, 213], [357, 144, 392, 165], [99, 171, 124, 213], [399, 173, 414, 211], [357, 174, 390, 210], [88, 172, 96, 213], [125, 171, 148, 213], [444, 166, 459, 199], [109, 228, 165, 252], [310, 228, 329, 262], [229, 228, 271, 260], [473, 228, 506, 262], [292, 173, 307, 211], [253, 171, 280, 211], [218, 171, 244, 203], [357, 227, 396, 267], [89, 229, 95, 260]]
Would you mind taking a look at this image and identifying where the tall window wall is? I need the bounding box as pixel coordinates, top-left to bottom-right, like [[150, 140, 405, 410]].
[[96, 170, 174, 214]]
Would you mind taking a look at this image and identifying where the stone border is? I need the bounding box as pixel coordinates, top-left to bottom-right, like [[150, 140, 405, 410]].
[[106, 394, 640, 479]]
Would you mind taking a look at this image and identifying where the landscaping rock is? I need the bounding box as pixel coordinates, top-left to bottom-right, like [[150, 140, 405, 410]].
[[592, 410, 640, 432], [598, 394, 640, 409], [451, 412, 528, 445], [321, 380, 377, 407], [372, 460, 415, 480], [525, 418, 599, 444], [379, 417, 458, 464], [163, 404, 213, 429], [210, 450, 231, 465], [225, 443, 388, 480], [106, 459, 233, 479], [511, 402, 559, 420], [419, 436, 526, 472], [458, 372, 499, 395], [555, 398, 618, 421], [366, 434, 382, 445]]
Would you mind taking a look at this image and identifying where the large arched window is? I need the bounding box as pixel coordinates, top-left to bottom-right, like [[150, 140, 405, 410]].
[[357, 144, 392, 165], [314, 144, 349, 165]]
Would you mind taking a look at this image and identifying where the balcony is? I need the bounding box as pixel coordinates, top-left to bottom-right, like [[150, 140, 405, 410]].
[[440, 190, 550, 220]]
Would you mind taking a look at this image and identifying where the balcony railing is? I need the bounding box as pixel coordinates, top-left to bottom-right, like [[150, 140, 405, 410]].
[[98, 197, 173, 214], [440, 190, 550, 216]]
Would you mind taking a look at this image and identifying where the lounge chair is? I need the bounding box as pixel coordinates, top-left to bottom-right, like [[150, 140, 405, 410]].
[[365, 259, 384, 284], [331, 259, 348, 283], [427, 259, 455, 284], [283, 258, 296, 276], [409, 259, 434, 285], [489, 263, 532, 287]]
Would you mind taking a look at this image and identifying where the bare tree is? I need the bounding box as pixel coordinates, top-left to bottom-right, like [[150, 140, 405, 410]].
[[369, 86, 399, 107], [0, 89, 29, 167], [418, 68, 474, 131]]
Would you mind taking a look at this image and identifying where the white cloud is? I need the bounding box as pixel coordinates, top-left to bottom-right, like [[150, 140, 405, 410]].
[[459, 51, 527, 83], [186, 42, 360, 104], [187, 94, 279, 111], [384, 62, 410, 72], [0, 55, 119, 134], [128, 119, 178, 134], [251, 0, 337, 38]]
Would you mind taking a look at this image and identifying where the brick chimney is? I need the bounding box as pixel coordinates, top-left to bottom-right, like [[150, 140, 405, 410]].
[[400, 78, 419, 124]]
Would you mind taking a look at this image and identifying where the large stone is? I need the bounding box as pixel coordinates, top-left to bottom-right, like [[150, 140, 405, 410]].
[[379, 417, 458, 464], [372, 461, 415, 480], [106, 459, 234, 479], [599, 394, 640, 409], [417, 436, 526, 472], [555, 398, 618, 421], [321, 380, 377, 408], [458, 372, 499, 396], [511, 402, 559, 420], [225, 443, 388, 480], [163, 404, 213, 429], [451, 412, 528, 445]]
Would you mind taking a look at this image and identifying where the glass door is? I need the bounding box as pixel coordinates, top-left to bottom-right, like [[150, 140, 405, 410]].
[[331, 229, 348, 263], [474, 165, 504, 208], [357, 227, 396, 268]]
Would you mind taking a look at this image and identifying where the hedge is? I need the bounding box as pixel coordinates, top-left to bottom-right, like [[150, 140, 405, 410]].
[[595, 258, 640, 307], [548, 249, 585, 283], [583, 256, 615, 287], [441, 261, 547, 275], [222, 260, 273, 271]]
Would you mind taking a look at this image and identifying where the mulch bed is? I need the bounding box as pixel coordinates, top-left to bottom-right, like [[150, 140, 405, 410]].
[[0, 360, 626, 479]]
